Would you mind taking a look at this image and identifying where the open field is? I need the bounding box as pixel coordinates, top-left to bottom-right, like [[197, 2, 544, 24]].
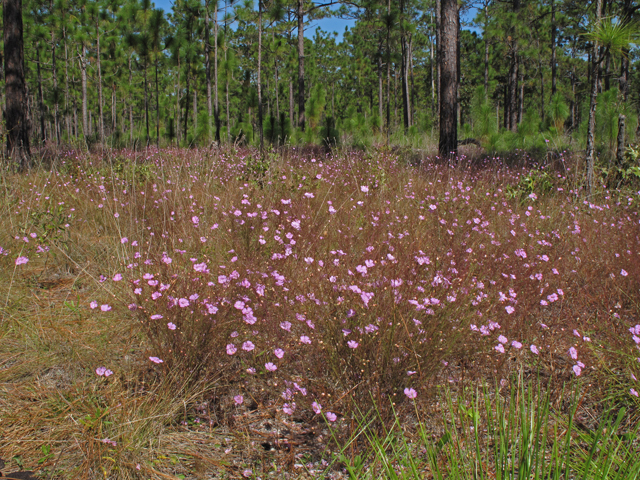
[[1, 146, 639, 479]]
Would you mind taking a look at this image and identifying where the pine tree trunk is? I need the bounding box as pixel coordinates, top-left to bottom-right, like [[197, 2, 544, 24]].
[[435, 0, 441, 123], [508, 47, 518, 131], [540, 61, 545, 121], [484, 2, 489, 98], [400, 0, 410, 132], [438, 0, 458, 158], [184, 65, 190, 142], [80, 44, 88, 139], [205, 0, 213, 143], [193, 78, 197, 136], [213, 2, 221, 143], [620, 0, 631, 101], [258, 0, 264, 151], [155, 58, 159, 147], [144, 60, 149, 146], [386, 0, 392, 142], [63, 21, 71, 139], [378, 56, 383, 128], [289, 79, 294, 128], [36, 46, 46, 143], [73, 96, 78, 139], [518, 72, 524, 124], [96, 20, 104, 143], [616, 114, 626, 165], [275, 63, 280, 121], [129, 56, 134, 143], [50, 20, 60, 144], [297, 0, 305, 130], [226, 76, 230, 143], [551, 0, 557, 95], [430, 9, 436, 110], [176, 53, 180, 144], [112, 84, 116, 133], [604, 51, 611, 91], [586, 0, 603, 196], [410, 37, 415, 124], [4, 0, 30, 168]]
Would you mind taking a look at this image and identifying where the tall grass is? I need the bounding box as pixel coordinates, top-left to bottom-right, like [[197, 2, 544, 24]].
[[329, 374, 640, 479]]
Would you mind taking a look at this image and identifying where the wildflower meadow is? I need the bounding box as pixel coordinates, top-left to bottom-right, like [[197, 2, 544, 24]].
[[1, 146, 639, 478]]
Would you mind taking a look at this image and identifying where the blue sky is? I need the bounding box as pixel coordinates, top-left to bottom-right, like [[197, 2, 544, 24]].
[[152, 0, 355, 41], [151, 0, 478, 42]]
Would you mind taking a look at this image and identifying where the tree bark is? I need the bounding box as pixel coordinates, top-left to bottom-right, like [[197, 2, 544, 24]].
[[438, 0, 458, 158], [4, 0, 30, 168]]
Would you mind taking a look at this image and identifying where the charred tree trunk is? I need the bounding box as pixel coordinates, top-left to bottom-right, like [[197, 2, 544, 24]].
[[4, 0, 30, 168], [438, 0, 458, 158]]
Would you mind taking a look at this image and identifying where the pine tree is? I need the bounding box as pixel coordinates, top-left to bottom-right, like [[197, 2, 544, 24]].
[[4, 0, 31, 168]]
